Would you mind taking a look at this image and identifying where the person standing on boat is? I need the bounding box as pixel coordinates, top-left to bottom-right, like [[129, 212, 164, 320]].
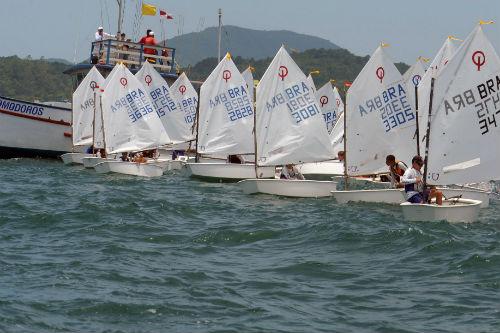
[[94, 27, 115, 41], [94, 27, 115, 63], [143, 31, 158, 63], [401, 155, 442, 205], [385, 154, 407, 188], [139, 29, 152, 44], [280, 164, 305, 180]]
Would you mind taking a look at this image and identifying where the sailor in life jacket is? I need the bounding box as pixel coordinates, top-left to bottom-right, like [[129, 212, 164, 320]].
[[385, 154, 408, 188], [401, 155, 443, 205], [280, 164, 305, 180]]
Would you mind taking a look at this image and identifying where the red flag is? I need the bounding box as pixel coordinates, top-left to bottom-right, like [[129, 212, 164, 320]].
[[343, 81, 352, 87], [160, 10, 173, 19]]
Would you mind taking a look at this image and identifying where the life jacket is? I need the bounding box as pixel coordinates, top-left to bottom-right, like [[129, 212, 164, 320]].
[[391, 160, 407, 181]]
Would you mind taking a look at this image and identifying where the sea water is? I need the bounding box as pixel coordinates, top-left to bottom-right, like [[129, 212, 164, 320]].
[[0, 158, 499, 332]]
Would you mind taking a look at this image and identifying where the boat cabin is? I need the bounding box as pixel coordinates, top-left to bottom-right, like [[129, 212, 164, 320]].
[[64, 39, 179, 90]]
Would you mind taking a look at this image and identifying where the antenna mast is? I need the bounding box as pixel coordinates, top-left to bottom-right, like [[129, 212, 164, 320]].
[[218, 8, 222, 61], [117, 0, 124, 33]]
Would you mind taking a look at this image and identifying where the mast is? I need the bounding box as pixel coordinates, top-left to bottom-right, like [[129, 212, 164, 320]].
[[422, 77, 435, 191], [117, 0, 124, 33], [343, 85, 348, 190], [194, 87, 201, 163], [92, 89, 97, 156], [252, 85, 259, 178], [217, 8, 222, 62], [99, 90, 107, 155], [414, 84, 420, 156]]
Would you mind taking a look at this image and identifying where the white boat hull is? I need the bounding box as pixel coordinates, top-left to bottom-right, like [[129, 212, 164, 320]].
[[297, 161, 344, 180], [0, 96, 73, 158], [332, 189, 405, 204], [440, 188, 490, 208], [238, 179, 337, 197], [82, 156, 116, 168], [94, 161, 164, 177], [400, 199, 482, 223], [186, 163, 275, 181], [61, 152, 93, 165]]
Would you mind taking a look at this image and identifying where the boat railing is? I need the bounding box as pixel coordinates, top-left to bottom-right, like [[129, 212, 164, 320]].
[[90, 39, 176, 74]]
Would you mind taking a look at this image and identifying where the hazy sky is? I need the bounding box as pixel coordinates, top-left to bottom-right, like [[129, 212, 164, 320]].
[[2, 0, 500, 65]]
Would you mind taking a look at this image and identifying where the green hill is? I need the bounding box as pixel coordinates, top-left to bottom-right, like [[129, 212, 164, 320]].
[[0, 48, 409, 102], [167, 25, 340, 66], [186, 48, 410, 90], [0, 56, 72, 102]]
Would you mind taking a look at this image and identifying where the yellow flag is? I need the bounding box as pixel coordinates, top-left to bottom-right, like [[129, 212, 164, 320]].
[[142, 2, 157, 16], [418, 56, 430, 63], [380, 42, 390, 48], [225, 52, 231, 60], [479, 20, 494, 25], [448, 35, 463, 41], [309, 70, 320, 75]]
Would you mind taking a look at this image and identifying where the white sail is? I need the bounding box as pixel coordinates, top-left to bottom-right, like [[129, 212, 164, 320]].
[[101, 64, 170, 154], [242, 67, 255, 103], [197, 53, 254, 155], [418, 37, 460, 145], [72, 66, 104, 146], [316, 81, 343, 133], [170, 72, 198, 140], [403, 59, 427, 145], [136, 61, 190, 144], [94, 64, 124, 149], [346, 45, 417, 176], [330, 112, 344, 155], [306, 74, 317, 94], [256, 46, 334, 166], [426, 25, 500, 185]]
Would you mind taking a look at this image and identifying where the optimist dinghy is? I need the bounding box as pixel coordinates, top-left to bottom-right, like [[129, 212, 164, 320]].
[[62, 67, 105, 165], [187, 55, 272, 181], [330, 43, 420, 202], [399, 23, 500, 222], [237, 46, 337, 197], [94, 63, 171, 177]]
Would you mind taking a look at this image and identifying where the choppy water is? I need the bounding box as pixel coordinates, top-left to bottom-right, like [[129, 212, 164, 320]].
[[0, 158, 499, 333]]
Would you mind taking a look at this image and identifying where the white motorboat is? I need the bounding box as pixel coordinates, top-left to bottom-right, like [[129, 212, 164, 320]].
[[0, 95, 73, 158], [239, 179, 337, 197], [94, 161, 164, 177], [400, 199, 481, 223]]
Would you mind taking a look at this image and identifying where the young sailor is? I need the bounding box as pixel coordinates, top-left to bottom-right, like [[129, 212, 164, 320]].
[[401, 155, 442, 205], [385, 154, 407, 188], [280, 164, 305, 180]]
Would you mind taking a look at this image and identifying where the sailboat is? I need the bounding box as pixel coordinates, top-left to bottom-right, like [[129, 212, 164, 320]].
[[401, 23, 500, 222], [93, 64, 171, 177], [81, 65, 121, 169], [61, 67, 105, 165], [298, 80, 344, 179], [185, 53, 274, 181], [331, 44, 417, 203], [238, 46, 337, 197], [167, 72, 199, 170]]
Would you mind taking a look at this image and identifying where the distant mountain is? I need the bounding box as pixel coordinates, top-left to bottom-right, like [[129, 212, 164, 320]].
[[166, 25, 340, 66]]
